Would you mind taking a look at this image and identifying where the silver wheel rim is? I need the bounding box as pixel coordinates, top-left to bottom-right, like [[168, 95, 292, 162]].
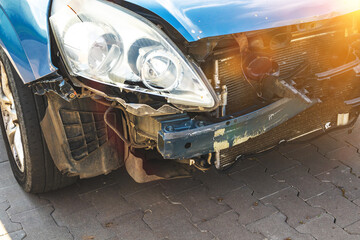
[[0, 61, 25, 172]]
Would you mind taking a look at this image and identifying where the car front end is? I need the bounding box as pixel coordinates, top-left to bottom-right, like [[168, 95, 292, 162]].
[[24, 0, 360, 182]]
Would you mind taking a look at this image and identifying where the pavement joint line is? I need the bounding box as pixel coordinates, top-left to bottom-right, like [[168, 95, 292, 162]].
[[49, 205, 75, 240]]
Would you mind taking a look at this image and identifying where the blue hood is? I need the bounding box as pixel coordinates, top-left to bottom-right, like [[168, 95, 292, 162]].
[[126, 0, 360, 42]]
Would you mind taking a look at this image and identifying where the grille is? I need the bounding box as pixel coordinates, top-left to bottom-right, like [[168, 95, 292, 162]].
[[218, 31, 342, 115], [60, 109, 114, 161]]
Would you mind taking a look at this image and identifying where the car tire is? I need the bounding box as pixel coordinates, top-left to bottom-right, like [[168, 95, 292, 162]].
[[0, 48, 76, 193]]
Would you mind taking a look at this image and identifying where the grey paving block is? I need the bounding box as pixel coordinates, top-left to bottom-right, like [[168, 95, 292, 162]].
[[230, 165, 288, 199], [285, 145, 340, 175], [297, 214, 359, 240], [76, 171, 123, 196], [256, 150, 300, 175], [326, 146, 360, 177], [169, 186, 230, 223], [0, 202, 22, 236], [223, 186, 277, 225], [226, 157, 259, 174], [194, 169, 245, 197], [199, 211, 263, 240], [262, 187, 323, 227], [0, 137, 8, 163], [311, 135, 347, 155], [107, 169, 157, 197], [104, 210, 156, 240], [160, 177, 202, 197], [334, 128, 360, 150], [143, 201, 213, 240], [317, 164, 360, 201], [0, 230, 26, 240], [247, 212, 315, 240], [274, 165, 334, 200], [10, 206, 73, 240], [55, 207, 116, 240], [0, 184, 49, 216], [345, 220, 360, 235], [40, 185, 93, 226], [80, 184, 137, 223], [0, 162, 17, 189], [278, 142, 310, 155], [124, 184, 167, 210], [307, 188, 360, 228]]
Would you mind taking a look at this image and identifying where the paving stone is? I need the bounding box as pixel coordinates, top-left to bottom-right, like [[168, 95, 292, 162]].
[[0, 162, 17, 189], [345, 220, 360, 235], [199, 211, 263, 240], [317, 164, 360, 200], [262, 187, 323, 227], [80, 184, 137, 223], [169, 186, 230, 223], [160, 178, 202, 197], [107, 168, 156, 197], [247, 212, 315, 240], [144, 201, 212, 240], [0, 230, 26, 240], [311, 134, 347, 155], [124, 184, 167, 210], [230, 165, 288, 199], [76, 170, 123, 195], [256, 150, 300, 175], [226, 157, 259, 174], [40, 185, 93, 225], [223, 186, 277, 225], [297, 214, 359, 240], [278, 142, 310, 155], [0, 138, 8, 163], [326, 146, 360, 177], [104, 210, 156, 240], [274, 165, 334, 200], [0, 184, 49, 216], [56, 207, 116, 240], [334, 127, 360, 150], [0, 202, 22, 236], [10, 206, 73, 240], [307, 188, 360, 228], [285, 145, 340, 175], [194, 169, 245, 197]]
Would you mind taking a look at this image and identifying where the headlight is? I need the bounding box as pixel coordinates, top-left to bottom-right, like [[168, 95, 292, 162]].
[[50, 0, 216, 108]]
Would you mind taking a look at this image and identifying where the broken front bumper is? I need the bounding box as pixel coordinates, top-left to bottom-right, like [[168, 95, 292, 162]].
[[157, 97, 314, 159]]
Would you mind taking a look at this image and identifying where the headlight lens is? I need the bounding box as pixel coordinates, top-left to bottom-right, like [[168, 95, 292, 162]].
[[50, 0, 216, 108]]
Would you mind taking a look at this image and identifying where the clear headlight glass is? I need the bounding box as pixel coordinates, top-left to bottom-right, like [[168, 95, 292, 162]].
[[50, 0, 216, 108]]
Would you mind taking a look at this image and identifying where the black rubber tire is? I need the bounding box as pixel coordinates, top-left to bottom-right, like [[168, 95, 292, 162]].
[[0, 48, 77, 193]]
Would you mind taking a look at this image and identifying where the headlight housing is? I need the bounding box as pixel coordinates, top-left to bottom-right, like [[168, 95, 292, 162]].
[[50, 0, 216, 109]]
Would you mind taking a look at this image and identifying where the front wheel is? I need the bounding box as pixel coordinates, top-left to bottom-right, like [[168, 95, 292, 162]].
[[0, 48, 76, 193]]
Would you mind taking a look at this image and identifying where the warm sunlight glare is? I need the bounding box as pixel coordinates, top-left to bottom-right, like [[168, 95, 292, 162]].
[[0, 221, 11, 240]]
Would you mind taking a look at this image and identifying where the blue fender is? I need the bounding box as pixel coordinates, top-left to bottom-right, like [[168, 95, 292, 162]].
[[0, 0, 56, 83]]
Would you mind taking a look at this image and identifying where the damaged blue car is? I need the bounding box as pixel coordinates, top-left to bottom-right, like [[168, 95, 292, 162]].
[[1, 0, 360, 192]]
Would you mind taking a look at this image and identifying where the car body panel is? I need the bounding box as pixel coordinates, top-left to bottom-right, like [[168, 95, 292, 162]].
[[126, 0, 360, 41], [0, 0, 56, 83]]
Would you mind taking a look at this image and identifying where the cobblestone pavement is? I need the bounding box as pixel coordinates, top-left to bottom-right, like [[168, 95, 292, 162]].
[[3, 124, 360, 240]]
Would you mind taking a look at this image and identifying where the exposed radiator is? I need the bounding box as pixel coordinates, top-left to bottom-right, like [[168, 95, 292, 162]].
[[216, 29, 360, 168]]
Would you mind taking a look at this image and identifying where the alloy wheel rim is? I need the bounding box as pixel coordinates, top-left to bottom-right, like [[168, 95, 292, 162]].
[[0, 61, 25, 172]]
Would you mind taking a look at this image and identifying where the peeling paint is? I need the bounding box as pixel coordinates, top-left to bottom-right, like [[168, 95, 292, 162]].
[[214, 129, 225, 138], [214, 141, 230, 152], [232, 136, 251, 146]]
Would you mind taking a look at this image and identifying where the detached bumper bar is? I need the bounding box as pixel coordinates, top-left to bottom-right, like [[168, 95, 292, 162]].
[[157, 97, 314, 159]]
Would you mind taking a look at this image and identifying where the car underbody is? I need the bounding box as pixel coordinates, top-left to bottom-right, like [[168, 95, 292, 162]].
[[31, 7, 360, 183]]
